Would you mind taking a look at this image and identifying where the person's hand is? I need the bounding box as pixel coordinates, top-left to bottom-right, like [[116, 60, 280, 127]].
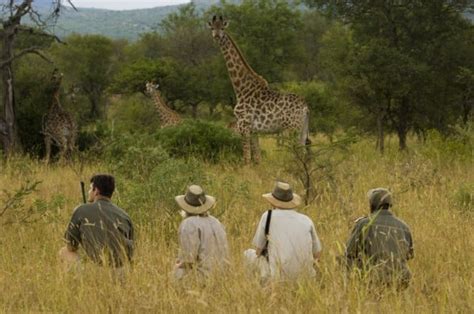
[[58, 246, 80, 263], [174, 259, 183, 269]]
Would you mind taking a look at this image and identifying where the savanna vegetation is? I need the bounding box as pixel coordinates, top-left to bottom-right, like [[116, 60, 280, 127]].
[[0, 0, 473, 312]]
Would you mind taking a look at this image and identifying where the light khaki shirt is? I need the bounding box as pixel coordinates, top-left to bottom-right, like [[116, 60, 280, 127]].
[[177, 215, 229, 276], [253, 209, 322, 279]]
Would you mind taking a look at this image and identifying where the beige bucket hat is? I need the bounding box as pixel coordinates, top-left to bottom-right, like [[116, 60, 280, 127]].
[[175, 185, 216, 214], [367, 187, 393, 209], [262, 181, 302, 209]]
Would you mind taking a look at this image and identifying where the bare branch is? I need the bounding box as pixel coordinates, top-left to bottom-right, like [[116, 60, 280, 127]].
[[0, 46, 53, 68], [17, 26, 66, 44]]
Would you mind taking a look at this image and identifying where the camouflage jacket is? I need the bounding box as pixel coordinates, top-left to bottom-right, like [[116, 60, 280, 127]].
[[344, 210, 414, 281]]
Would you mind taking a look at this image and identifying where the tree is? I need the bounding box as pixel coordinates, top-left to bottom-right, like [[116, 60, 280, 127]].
[[218, 0, 304, 83], [50, 34, 115, 119], [0, 0, 74, 156], [306, 0, 474, 150]]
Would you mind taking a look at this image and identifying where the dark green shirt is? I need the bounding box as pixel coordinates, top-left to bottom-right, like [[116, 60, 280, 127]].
[[64, 199, 134, 267], [345, 210, 414, 282]]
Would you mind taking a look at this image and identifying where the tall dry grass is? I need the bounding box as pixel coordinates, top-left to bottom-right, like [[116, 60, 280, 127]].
[[0, 135, 472, 313]]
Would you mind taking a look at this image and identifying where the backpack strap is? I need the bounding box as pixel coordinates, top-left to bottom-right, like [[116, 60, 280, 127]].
[[264, 210, 272, 238], [261, 210, 273, 261]]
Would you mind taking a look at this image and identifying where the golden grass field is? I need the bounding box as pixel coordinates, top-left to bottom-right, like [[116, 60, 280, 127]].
[[0, 135, 472, 313]]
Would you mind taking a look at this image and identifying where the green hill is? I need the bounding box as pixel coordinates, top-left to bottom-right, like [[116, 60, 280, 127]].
[[31, 0, 226, 41]]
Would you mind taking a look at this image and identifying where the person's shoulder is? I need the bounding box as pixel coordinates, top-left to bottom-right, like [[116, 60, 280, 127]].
[[291, 210, 314, 223], [354, 216, 369, 227], [208, 215, 226, 229], [208, 214, 223, 223], [72, 203, 95, 215], [104, 201, 132, 219], [179, 216, 199, 228], [392, 215, 411, 231]]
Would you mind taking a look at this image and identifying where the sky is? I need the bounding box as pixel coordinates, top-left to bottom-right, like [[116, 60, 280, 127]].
[[69, 0, 191, 10]]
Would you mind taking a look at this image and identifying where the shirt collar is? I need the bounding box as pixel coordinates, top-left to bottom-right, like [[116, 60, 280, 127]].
[[372, 209, 393, 216], [95, 196, 111, 203]]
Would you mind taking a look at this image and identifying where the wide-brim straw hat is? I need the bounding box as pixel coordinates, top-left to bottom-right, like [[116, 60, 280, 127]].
[[262, 181, 302, 209], [367, 187, 393, 209], [175, 185, 216, 214]]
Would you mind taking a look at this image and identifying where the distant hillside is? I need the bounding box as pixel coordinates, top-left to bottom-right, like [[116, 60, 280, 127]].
[[465, 12, 474, 22], [35, 0, 230, 41]]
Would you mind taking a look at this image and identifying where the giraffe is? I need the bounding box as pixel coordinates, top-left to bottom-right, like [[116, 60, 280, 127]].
[[145, 81, 183, 128], [42, 69, 77, 163], [208, 16, 310, 164]]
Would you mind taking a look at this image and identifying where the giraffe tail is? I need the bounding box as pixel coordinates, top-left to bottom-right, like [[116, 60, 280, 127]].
[[301, 111, 311, 146]]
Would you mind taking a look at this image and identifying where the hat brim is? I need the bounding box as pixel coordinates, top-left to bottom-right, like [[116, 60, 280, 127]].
[[175, 195, 216, 214], [262, 193, 301, 209]]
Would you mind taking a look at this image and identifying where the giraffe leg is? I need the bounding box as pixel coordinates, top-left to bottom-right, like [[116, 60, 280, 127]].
[[251, 135, 261, 164], [58, 137, 67, 163], [241, 133, 251, 164], [44, 135, 52, 164]]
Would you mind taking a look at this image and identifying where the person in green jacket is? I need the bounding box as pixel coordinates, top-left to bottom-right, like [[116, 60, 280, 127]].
[[59, 174, 134, 273], [344, 188, 414, 288]]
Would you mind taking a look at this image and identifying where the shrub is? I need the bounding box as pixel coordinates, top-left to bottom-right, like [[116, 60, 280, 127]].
[[155, 120, 242, 163], [453, 184, 473, 214], [101, 132, 169, 179], [118, 157, 207, 241]]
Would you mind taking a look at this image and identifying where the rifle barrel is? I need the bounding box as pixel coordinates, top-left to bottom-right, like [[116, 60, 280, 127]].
[[80, 181, 86, 203]]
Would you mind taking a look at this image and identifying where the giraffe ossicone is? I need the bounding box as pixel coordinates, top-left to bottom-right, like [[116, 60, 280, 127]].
[[208, 16, 311, 164]]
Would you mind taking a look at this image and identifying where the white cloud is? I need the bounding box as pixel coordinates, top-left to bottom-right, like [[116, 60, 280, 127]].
[[71, 0, 190, 10]]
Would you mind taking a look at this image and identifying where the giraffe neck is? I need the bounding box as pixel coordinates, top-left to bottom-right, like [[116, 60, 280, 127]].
[[151, 90, 180, 122], [217, 33, 268, 99], [49, 90, 63, 112]]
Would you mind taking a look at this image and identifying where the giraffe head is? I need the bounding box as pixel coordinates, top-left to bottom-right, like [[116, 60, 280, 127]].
[[51, 68, 63, 87], [145, 81, 159, 96], [208, 15, 228, 40]]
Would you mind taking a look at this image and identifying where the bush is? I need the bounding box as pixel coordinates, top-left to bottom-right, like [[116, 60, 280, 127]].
[[155, 119, 242, 163], [453, 184, 473, 214], [118, 157, 207, 241], [420, 125, 473, 162], [101, 132, 169, 179]]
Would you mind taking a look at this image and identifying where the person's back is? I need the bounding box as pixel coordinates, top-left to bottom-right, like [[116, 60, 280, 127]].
[[257, 209, 320, 279], [67, 199, 134, 267], [61, 174, 134, 271], [174, 185, 229, 280], [345, 188, 413, 287], [178, 214, 229, 275], [246, 181, 322, 281]]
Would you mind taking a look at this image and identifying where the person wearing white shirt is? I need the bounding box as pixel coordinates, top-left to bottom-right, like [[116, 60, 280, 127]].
[[244, 181, 322, 281]]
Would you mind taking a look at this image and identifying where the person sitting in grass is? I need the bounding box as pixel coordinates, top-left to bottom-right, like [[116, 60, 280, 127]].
[[244, 181, 322, 281], [173, 185, 229, 280], [344, 188, 414, 289], [59, 174, 134, 273]]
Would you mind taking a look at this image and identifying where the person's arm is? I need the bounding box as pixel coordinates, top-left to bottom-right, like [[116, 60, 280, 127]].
[[252, 212, 268, 257], [177, 221, 200, 268], [125, 219, 135, 263], [344, 219, 366, 266], [406, 229, 414, 260], [64, 208, 82, 252], [310, 221, 322, 262]]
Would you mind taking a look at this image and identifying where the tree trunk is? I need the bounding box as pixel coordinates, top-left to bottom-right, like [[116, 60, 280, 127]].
[[396, 97, 410, 151], [1, 23, 21, 156], [191, 103, 198, 119], [376, 113, 385, 154], [88, 93, 101, 119], [462, 97, 472, 125]]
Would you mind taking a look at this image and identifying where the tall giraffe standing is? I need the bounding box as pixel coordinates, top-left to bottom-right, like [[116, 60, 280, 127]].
[[42, 69, 77, 163], [208, 16, 310, 164], [145, 81, 183, 128]]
